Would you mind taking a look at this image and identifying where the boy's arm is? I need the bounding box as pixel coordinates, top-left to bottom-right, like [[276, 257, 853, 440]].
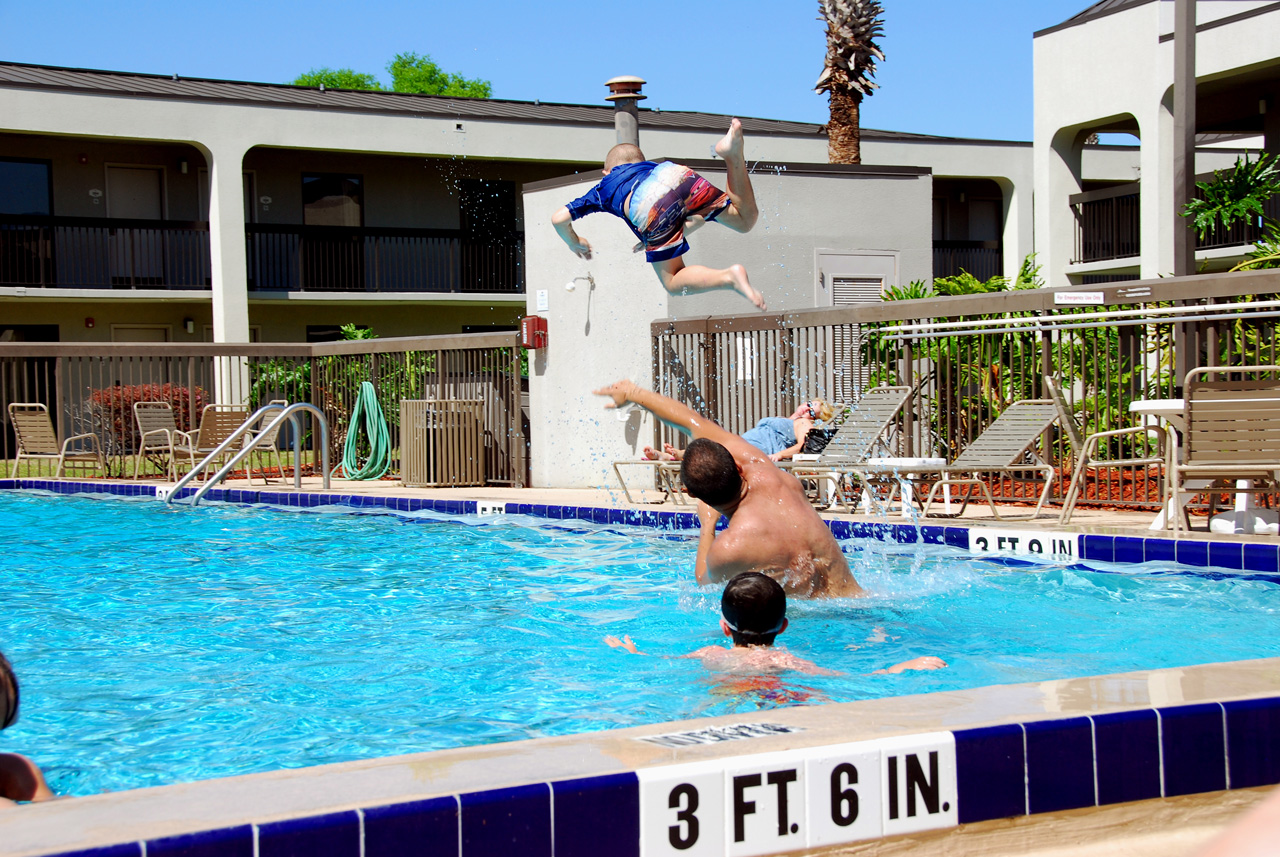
[[874, 656, 948, 675], [604, 634, 640, 654], [552, 206, 593, 260]]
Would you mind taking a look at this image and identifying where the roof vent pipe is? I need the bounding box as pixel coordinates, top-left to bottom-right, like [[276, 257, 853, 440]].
[[605, 75, 646, 147]]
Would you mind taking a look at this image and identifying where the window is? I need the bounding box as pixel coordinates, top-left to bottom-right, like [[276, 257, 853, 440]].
[[0, 158, 52, 215], [302, 174, 363, 227]]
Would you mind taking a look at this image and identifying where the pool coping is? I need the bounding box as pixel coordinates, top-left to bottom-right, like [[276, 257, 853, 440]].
[[3, 480, 1280, 857]]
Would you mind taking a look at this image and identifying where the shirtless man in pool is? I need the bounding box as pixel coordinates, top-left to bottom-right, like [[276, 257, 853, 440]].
[[595, 380, 865, 599]]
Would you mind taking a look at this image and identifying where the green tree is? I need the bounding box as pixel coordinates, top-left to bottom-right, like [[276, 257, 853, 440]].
[[386, 52, 491, 97], [291, 67, 384, 91]]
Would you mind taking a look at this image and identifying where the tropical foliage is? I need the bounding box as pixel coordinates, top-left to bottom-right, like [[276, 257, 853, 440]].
[[291, 52, 491, 98], [815, 0, 885, 164], [1181, 152, 1280, 240]]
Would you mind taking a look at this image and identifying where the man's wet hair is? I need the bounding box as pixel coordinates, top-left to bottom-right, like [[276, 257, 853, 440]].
[[604, 143, 645, 172], [721, 572, 787, 647], [1, 651, 18, 730], [680, 438, 742, 506]]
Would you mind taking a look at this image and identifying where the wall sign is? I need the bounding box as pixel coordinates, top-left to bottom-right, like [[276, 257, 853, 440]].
[[1053, 291, 1104, 305], [969, 527, 1078, 558], [638, 733, 957, 855]]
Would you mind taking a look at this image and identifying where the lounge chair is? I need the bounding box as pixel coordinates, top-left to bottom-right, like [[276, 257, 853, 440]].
[[612, 454, 687, 505], [1046, 379, 1167, 525], [8, 402, 105, 478], [243, 400, 289, 485], [1167, 366, 1280, 535], [852, 399, 1062, 520], [133, 401, 197, 480], [781, 385, 912, 509], [176, 403, 252, 480]]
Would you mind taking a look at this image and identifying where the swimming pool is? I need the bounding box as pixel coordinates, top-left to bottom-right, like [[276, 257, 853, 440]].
[[2, 490, 1278, 798]]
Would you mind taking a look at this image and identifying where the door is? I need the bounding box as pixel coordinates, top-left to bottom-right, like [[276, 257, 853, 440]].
[[107, 166, 165, 286], [301, 173, 364, 290]]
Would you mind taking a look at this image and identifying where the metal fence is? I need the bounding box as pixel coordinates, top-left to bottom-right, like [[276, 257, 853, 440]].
[[0, 333, 526, 486], [652, 269, 1280, 511]]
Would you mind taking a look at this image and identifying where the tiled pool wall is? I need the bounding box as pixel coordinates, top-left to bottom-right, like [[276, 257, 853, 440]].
[[10, 694, 1280, 857], [4, 480, 1280, 857], [4, 478, 1280, 575]]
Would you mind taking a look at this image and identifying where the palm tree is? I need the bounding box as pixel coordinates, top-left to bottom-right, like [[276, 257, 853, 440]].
[[815, 0, 886, 164]]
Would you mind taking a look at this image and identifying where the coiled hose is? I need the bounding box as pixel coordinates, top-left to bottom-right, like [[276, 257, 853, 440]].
[[338, 381, 390, 480]]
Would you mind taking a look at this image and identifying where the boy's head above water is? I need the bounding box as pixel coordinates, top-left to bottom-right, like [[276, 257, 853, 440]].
[[721, 572, 788, 647], [603, 143, 645, 174]]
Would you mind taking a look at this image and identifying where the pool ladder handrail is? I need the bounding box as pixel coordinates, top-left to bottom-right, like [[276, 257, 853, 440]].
[[165, 403, 331, 506]]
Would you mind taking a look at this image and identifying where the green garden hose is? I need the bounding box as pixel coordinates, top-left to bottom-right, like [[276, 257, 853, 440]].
[[338, 381, 391, 480]]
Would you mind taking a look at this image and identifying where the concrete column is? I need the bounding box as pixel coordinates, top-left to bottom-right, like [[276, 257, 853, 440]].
[[1142, 97, 1177, 279], [1171, 0, 1197, 276], [1037, 128, 1085, 286], [205, 141, 251, 343], [994, 177, 1026, 281]]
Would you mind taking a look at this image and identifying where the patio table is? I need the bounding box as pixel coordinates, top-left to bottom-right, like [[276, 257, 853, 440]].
[[1129, 398, 1278, 534]]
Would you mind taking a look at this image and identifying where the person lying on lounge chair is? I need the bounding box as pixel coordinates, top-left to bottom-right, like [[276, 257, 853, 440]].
[[644, 399, 836, 463]]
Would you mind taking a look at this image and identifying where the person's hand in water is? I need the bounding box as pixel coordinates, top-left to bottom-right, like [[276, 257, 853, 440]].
[[604, 635, 640, 654], [876, 656, 947, 674]]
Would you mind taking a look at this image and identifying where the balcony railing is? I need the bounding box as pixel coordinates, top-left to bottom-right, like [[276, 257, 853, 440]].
[[0, 216, 525, 294], [933, 240, 1002, 281], [1072, 182, 1280, 264], [0, 214, 211, 289], [1071, 184, 1141, 264], [245, 224, 524, 293]]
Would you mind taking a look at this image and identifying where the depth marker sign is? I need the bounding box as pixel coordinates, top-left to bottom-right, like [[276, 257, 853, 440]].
[[968, 527, 1079, 559], [638, 733, 957, 854]]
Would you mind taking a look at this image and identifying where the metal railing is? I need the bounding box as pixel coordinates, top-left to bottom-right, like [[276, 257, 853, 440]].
[[1071, 184, 1141, 263], [168, 402, 331, 505], [933, 240, 1002, 281], [652, 269, 1280, 511], [245, 224, 523, 293], [0, 216, 525, 293], [0, 214, 211, 289], [0, 333, 527, 487], [1071, 182, 1279, 263]]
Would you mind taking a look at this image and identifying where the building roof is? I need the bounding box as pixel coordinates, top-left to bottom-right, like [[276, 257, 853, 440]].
[[0, 60, 1025, 146], [1034, 0, 1155, 38]]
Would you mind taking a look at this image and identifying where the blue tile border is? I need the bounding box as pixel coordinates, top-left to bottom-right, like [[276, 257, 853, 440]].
[[33, 697, 1280, 857]]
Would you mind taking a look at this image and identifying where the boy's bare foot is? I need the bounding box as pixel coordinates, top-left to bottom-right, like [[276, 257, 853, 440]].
[[727, 264, 767, 311], [714, 118, 745, 163]]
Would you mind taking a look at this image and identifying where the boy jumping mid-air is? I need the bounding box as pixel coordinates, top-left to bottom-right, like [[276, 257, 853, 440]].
[[552, 119, 767, 311]]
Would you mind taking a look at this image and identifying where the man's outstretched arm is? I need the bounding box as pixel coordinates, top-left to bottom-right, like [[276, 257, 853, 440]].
[[594, 380, 734, 444]]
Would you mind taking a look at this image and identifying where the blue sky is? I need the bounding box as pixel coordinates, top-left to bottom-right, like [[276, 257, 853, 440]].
[[1, 0, 1093, 141]]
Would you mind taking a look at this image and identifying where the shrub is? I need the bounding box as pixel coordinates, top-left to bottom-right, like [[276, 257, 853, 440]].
[[86, 383, 208, 455]]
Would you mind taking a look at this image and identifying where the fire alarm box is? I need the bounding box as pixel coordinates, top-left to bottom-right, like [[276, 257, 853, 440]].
[[521, 315, 547, 349]]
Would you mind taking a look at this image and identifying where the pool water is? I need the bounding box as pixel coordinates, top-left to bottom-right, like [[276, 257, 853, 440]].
[[1, 491, 1277, 797]]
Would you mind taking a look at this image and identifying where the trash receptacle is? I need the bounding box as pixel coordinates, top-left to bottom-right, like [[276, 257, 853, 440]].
[[400, 399, 485, 487]]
